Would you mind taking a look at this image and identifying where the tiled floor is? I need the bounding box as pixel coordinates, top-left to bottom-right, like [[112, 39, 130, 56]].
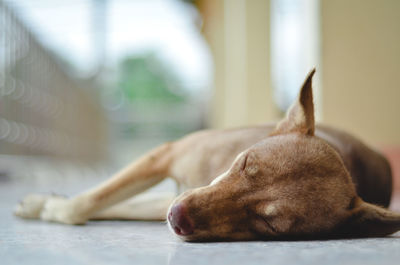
[[1, 178, 400, 265]]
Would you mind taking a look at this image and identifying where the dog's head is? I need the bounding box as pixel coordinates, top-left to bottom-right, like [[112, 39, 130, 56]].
[[167, 69, 400, 241]]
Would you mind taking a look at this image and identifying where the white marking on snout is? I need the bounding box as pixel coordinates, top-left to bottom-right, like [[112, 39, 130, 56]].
[[210, 171, 229, 186], [210, 151, 246, 186]]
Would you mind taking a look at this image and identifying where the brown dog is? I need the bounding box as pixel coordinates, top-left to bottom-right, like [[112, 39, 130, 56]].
[[14, 69, 400, 241]]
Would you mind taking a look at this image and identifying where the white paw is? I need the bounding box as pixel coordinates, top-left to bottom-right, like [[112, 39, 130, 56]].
[[40, 197, 86, 225], [14, 194, 55, 219], [15, 194, 87, 225]]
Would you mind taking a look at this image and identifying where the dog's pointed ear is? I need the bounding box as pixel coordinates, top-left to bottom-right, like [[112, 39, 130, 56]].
[[271, 68, 316, 136], [338, 198, 400, 238]]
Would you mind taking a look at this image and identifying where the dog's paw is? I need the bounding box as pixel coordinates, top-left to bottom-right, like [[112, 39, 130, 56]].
[[14, 194, 54, 219], [40, 197, 87, 225], [15, 194, 87, 225]]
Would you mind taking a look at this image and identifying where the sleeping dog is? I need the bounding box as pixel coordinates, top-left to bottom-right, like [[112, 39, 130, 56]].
[[15, 69, 400, 241]]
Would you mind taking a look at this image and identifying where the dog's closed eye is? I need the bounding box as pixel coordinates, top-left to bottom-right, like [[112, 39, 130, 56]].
[[252, 214, 278, 236], [240, 154, 248, 172], [250, 204, 281, 236], [240, 153, 259, 176], [250, 202, 292, 236]]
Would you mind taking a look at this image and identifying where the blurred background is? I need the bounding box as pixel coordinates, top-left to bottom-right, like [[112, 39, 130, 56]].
[[0, 0, 399, 191]]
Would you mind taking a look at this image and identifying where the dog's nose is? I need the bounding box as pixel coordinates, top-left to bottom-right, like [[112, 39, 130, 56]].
[[168, 203, 194, 236]]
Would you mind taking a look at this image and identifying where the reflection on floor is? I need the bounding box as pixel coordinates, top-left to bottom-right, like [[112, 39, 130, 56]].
[[1, 178, 400, 265]]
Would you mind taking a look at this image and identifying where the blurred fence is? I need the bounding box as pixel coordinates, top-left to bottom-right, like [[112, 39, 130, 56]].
[[0, 1, 106, 162]]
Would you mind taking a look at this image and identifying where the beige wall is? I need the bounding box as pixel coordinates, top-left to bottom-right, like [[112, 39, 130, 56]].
[[199, 0, 277, 129], [321, 0, 400, 145], [200, 0, 400, 146]]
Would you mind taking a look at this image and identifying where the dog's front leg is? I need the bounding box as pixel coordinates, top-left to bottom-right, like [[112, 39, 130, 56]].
[[15, 143, 174, 224], [90, 191, 177, 221]]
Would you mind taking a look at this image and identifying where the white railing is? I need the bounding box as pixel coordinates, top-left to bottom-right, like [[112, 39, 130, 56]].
[[0, 1, 106, 162]]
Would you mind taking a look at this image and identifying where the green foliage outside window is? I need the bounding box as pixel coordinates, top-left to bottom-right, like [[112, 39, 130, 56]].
[[119, 52, 185, 102]]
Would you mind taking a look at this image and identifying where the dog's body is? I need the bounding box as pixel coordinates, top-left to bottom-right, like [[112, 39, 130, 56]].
[[15, 70, 400, 241]]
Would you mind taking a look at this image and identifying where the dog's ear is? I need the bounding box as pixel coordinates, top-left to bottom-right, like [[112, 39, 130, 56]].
[[271, 68, 316, 136], [337, 197, 400, 238]]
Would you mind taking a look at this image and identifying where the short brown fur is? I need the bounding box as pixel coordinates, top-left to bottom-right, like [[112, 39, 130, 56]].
[[14, 69, 400, 241]]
